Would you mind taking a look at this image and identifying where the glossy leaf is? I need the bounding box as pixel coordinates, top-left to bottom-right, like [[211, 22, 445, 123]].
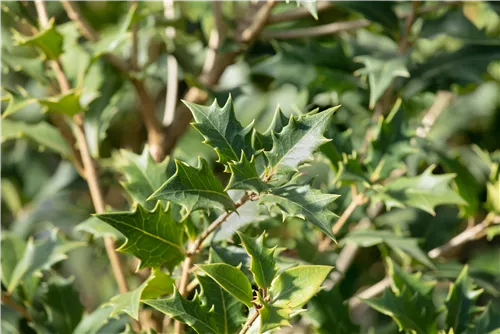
[[237, 231, 278, 289], [252, 106, 290, 152], [196, 263, 253, 308], [226, 152, 268, 193], [14, 19, 63, 59], [445, 266, 483, 334], [149, 158, 234, 215], [185, 97, 254, 168], [372, 165, 466, 215], [265, 107, 338, 175], [114, 147, 169, 210], [269, 265, 333, 309], [95, 203, 185, 270], [260, 183, 339, 241]]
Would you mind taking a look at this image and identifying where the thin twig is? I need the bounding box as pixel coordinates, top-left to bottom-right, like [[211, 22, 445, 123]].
[[318, 193, 366, 251], [239, 309, 260, 334], [1, 290, 32, 321], [60, 1, 98, 41], [262, 19, 370, 40], [416, 91, 454, 138], [348, 214, 499, 309], [268, 1, 334, 24], [162, 0, 178, 127], [35, 0, 131, 303]]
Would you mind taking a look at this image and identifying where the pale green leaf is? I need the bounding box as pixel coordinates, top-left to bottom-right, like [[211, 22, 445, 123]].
[[265, 107, 338, 175], [14, 18, 63, 59], [108, 276, 151, 320], [269, 265, 333, 309], [486, 180, 500, 214], [1, 119, 72, 157], [38, 90, 83, 116], [258, 297, 292, 333], [1, 90, 36, 119], [237, 232, 277, 289], [0, 232, 25, 288], [114, 147, 169, 210], [196, 263, 253, 308], [95, 203, 185, 270], [72, 306, 115, 334], [75, 216, 124, 241], [149, 158, 234, 215], [141, 268, 175, 300], [260, 183, 339, 241], [7, 229, 83, 293]]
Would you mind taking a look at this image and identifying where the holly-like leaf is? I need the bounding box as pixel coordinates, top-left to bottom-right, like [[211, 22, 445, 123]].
[[149, 158, 234, 215], [196, 263, 253, 308], [297, 0, 318, 20], [185, 97, 254, 168], [1, 119, 72, 158], [141, 268, 176, 299], [372, 165, 466, 215], [252, 106, 290, 152], [197, 274, 246, 334], [463, 300, 500, 334], [237, 231, 278, 289], [354, 56, 410, 109], [34, 276, 84, 334], [258, 298, 292, 333], [14, 18, 63, 59], [341, 229, 434, 268], [1, 90, 37, 119], [265, 107, 338, 175], [38, 90, 83, 116], [269, 265, 333, 309], [75, 216, 124, 241], [445, 266, 483, 334], [226, 152, 268, 193], [486, 179, 500, 214], [144, 290, 220, 334], [95, 203, 185, 270], [0, 232, 25, 289], [363, 262, 439, 334], [7, 229, 83, 293], [260, 183, 339, 241], [114, 147, 169, 210]]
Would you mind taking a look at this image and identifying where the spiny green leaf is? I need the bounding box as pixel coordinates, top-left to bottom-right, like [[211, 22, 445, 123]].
[[463, 300, 500, 334], [445, 266, 483, 334], [260, 183, 339, 241], [149, 158, 234, 215], [252, 106, 289, 152], [197, 274, 246, 334], [35, 276, 84, 334], [0, 232, 25, 289], [363, 261, 439, 334], [196, 263, 253, 308], [296, 0, 318, 20], [341, 230, 434, 268], [269, 265, 333, 309], [95, 203, 185, 270], [372, 165, 466, 215], [114, 147, 169, 210], [14, 18, 63, 59], [7, 229, 83, 293], [226, 152, 268, 193], [141, 268, 175, 299], [237, 231, 278, 289], [144, 290, 220, 334], [354, 56, 410, 110], [486, 179, 500, 214], [185, 97, 254, 168], [37, 90, 83, 116], [265, 107, 338, 175], [1, 119, 72, 157], [75, 216, 124, 241], [258, 296, 292, 334], [1, 89, 36, 119]]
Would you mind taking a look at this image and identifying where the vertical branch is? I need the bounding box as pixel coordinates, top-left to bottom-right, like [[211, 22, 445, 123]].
[[35, 0, 130, 295], [162, 0, 179, 127], [130, 1, 139, 70]]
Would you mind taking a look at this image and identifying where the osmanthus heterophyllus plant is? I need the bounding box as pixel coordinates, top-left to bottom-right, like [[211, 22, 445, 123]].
[[95, 98, 340, 333]]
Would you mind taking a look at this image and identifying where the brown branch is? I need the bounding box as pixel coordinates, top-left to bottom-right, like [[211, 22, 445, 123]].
[[1, 290, 32, 321], [239, 309, 260, 334], [162, 0, 179, 127], [416, 91, 454, 138], [318, 192, 366, 252], [261, 19, 370, 40], [60, 1, 98, 41], [36, 0, 131, 304], [268, 1, 334, 24]]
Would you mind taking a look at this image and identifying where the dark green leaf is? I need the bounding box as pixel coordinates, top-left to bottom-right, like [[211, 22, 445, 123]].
[[196, 263, 253, 308], [95, 203, 185, 270], [265, 107, 338, 175], [463, 300, 500, 334], [185, 97, 254, 168], [252, 106, 289, 152], [226, 153, 268, 193], [149, 158, 234, 215], [260, 183, 339, 241], [237, 231, 278, 289]]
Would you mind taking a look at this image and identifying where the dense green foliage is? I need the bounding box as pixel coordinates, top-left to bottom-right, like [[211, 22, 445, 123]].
[[2, 1, 500, 334]]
